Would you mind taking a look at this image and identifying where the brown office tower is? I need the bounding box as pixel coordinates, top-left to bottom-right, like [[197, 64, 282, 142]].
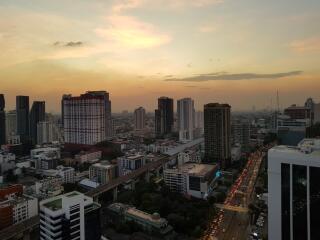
[[204, 103, 231, 169]]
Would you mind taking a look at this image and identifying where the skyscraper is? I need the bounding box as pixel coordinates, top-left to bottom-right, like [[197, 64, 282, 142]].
[[62, 91, 112, 145], [204, 103, 231, 168], [30, 101, 45, 144], [16, 96, 29, 143], [134, 107, 146, 130], [177, 98, 195, 142], [268, 139, 320, 240], [37, 121, 63, 144], [231, 119, 250, 151], [0, 94, 5, 145], [155, 97, 174, 137]]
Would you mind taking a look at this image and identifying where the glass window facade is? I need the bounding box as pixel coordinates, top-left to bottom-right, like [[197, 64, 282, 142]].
[[281, 163, 290, 240], [189, 176, 201, 191], [310, 166, 320, 240], [292, 164, 307, 240]]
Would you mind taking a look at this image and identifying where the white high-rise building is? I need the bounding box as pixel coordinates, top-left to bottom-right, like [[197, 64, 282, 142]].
[[177, 98, 195, 142], [62, 91, 112, 145], [37, 121, 63, 144], [268, 139, 320, 240], [134, 107, 146, 130], [39, 191, 101, 240]]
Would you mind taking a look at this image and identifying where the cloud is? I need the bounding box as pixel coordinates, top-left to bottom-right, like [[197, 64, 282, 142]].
[[164, 71, 303, 82], [290, 37, 320, 53], [95, 15, 171, 49], [53, 41, 84, 47], [111, 0, 223, 13]]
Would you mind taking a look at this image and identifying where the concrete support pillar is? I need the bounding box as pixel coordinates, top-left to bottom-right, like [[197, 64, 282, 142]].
[[113, 186, 118, 202]]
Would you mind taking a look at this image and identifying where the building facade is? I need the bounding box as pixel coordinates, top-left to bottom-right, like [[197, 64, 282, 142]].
[[204, 103, 231, 168], [5, 110, 17, 142], [117, 154, 146, 176], [164, 163, 219, 199], [134, 107, 146, 130], [0, 94, 5, 145], [62, 91, 112, 145], [89, 161, 117, 184], [16, 96, 30, 143], [268, 139, 320, 240], [177, 98, 195, 142], [155, 97, 174, 137], [31, 147, 60, 170], [37, 121, 63, 144], [30, 101, 46, 144]]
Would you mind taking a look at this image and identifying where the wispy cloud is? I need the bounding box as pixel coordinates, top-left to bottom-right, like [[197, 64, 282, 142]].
[[95, 15, 171, 49], [53, 41, 84, 47], [165, 71, 303, 82], [290, 37, 320, 53], [111, 0, 223, 13]]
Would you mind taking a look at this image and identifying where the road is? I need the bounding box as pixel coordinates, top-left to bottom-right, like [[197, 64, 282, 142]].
[[202, 145, 272, 240]]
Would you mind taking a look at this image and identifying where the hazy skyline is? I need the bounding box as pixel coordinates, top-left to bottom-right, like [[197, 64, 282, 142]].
[[1, 0, 320, 112]]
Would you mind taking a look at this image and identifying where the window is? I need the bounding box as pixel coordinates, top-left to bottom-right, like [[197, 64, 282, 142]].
[[310, 166, 320, 240], [292, 164, 307, 240], [281, 163, 290, 240], [189, 176, 201, 191]]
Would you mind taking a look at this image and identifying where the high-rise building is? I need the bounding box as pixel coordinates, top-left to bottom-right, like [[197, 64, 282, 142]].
[[16, 96, 29, 143], [284, 104, 311, 120], [30, 101, 45, 144], [268, 139, 320, 240], [5, 110, 17, 141], [37, 121, 63, 144], [39, 191, 101, 240], [231, 119, 250, 150], [155, 97, 174, 137], [0, 94, 5, 145], [62, 91, 112, 145], [134, 107, 146, 130], [204, 103, 231, 168], [177, 98, 195, 142]]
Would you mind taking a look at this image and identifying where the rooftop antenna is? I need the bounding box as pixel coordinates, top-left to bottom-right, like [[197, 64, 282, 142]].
[[276, 90, 280, 113]]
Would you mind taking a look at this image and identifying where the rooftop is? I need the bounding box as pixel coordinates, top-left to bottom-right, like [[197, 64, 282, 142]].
[[43, 198, 62, 211]]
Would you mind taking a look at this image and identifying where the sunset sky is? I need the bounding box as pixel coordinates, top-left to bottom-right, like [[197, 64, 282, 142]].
[[1, 0, 320, 113]]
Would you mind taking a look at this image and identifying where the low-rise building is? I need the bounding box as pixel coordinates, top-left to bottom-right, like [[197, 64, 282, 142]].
[[117, 153, 145, 176], [31, 147, 60, 170], [107, 203, 173, 237], [0, 184, 38, 230], [0, 151, 15, 174], [75, 150, 102, 164], [56, 165, 75, 183], [164, 163, 219, 199], [177, 149, 201, 166], [89, 161, 117, 184]]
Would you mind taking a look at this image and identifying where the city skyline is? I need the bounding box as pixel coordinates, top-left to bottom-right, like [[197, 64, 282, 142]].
[[1, 0, 320, 112]]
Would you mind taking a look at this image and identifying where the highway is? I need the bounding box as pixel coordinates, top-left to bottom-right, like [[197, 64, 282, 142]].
[[86, 154, 169, 197], [202, 145, 272, 240]]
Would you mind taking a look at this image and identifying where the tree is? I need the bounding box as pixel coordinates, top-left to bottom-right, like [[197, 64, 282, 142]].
[[6, 169, 18, 183]]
